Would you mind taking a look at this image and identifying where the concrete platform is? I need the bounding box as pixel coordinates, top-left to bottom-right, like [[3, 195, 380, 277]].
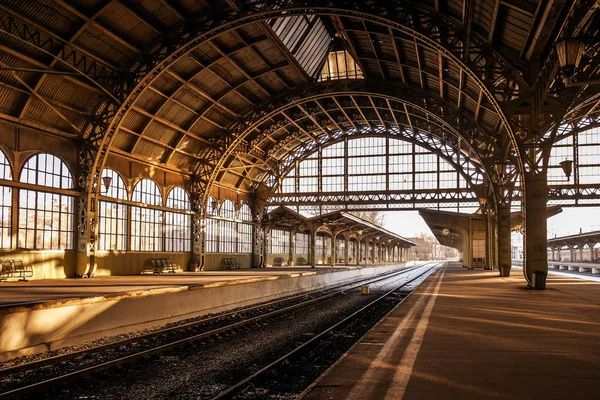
[[301, 262, 600, 400], [0, 266, 362, 309], [0, 263, 408, 361]]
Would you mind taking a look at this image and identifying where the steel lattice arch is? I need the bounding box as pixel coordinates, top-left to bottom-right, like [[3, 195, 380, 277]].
[[0, 0, 599, 286]]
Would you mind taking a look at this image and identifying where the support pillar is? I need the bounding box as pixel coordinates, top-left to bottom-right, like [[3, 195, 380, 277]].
[[344, 235, 349, 265], [331, 234, 337, 266], [523, 171, 548, 288], [310, 228, 317, 268], [289, 230, 296, 266], [252, 224, 264, 268], [463, 232, 472, 269], [497, 204, 512, 277], [263, 225, 271, 268]]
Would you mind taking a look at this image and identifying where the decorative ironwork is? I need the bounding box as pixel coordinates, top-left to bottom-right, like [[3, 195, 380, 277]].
[[203, 80, 497, 205], [71, 0, 524, 216], [269, 189, 479, 209]]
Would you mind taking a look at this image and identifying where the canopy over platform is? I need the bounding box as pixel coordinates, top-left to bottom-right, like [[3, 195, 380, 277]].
[[265, 207, 415, 248], [548, 230, 600, 248], [419, 207, 563, 251]]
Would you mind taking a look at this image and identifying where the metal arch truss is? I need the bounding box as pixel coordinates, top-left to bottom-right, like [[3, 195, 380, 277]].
[[5, 0, 533, 229], [205, 79, 497, 192], [267, 129, 485, 192], [269, 190, 479, 210], [56, 0, 524, 207]]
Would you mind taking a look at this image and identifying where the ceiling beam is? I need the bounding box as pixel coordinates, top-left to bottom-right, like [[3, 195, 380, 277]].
[[53, 0, 141, 54]]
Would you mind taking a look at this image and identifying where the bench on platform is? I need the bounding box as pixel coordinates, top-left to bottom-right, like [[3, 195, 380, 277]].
[[148, 258, 177, 274], [273, 257, 287, 267], [296, 257, 308, 266], [0, 259, 33, 282], [221, 258, 242, 270]]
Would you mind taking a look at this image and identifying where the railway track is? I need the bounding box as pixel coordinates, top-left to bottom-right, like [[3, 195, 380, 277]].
[[213, 262, 444, 400], [0, 263, 434, 399]]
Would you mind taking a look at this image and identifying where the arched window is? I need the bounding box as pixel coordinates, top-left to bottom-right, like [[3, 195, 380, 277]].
[[219, 200, 236, 252], [0, 149, 12, 249], [238, 204, 253, 253], [294, 232, 309, 255], [220, 199, 235, 219], [98, 169, 127, 251], [269, 229, 289, 254], [19, 153, 74, 249], [239, 204, 252, 221], [549, 125, 600, 191], [205, 218, 217, 253], [277, 137, 483, 212], [165, 187, 191, 252], [131, 179, 163, 251]]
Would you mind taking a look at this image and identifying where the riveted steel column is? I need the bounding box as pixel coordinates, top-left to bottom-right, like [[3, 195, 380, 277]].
[[497, 204, 512, 277], [263, 225, 270, 268], [310, 228, 317, 268], [523, 171, 548, 288], [344, 235, 349, 265], [289, 229, 295, 266]]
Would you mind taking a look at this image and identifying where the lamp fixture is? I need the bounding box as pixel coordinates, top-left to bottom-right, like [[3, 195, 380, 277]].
[[478, 196, 487, 207], [101, 176, 112, 193], [555, 38, 585, 78], [493, 159, 509, 185], [559, 159, 573, 181]]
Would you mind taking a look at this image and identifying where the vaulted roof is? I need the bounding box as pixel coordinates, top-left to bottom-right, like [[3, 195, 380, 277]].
[[0, 0, 598, 199]]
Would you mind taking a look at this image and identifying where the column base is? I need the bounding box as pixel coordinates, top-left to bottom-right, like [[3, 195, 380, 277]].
[[530, 271, 547, 290], [499, 265, 511, 277]]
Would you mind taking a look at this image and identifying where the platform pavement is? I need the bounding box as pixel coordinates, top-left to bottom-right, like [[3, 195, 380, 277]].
[[301, 262, 600, 400], [0, 265, 367, 309], [0, 263, 415, 361]]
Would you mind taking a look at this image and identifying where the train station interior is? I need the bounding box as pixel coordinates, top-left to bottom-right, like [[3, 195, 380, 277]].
[[0, 0, 599, 399]]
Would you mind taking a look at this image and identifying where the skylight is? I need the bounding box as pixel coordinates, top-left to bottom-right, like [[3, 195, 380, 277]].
[[318, 50, 364, 81]]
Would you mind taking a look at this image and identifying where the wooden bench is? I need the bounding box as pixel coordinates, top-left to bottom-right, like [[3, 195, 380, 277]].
[[273, 257, 287, 267], [0, 259, 33, 282], [296, 257, 307, 266], [221, 258, 241, 270], [148, 258, 177, 274]]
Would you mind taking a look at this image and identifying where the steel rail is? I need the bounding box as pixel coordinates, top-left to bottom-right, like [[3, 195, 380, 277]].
[[212, 262, 443, 400], [0, 263, 431, 399], [0, 264, 423, 376]]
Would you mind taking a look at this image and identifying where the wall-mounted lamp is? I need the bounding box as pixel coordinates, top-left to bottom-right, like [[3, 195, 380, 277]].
[[559, 159, 573, 181], [555, 38, 585, 78], [101, 176, 112, 193]]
